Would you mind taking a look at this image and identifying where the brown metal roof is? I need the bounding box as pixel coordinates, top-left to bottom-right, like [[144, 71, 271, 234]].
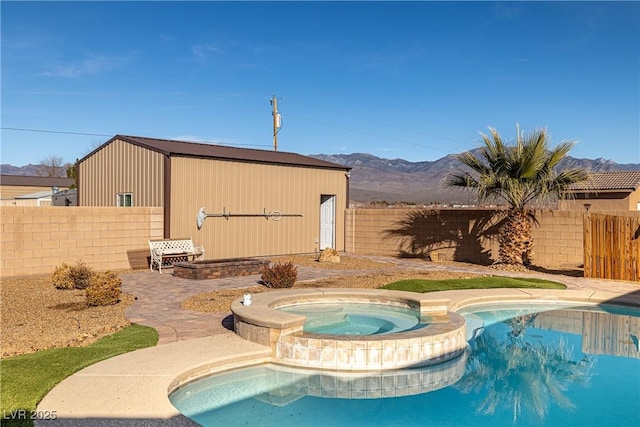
[[81, 135, 351, 171], [568, 171, 640, 192], [0, 175, 75, 187]]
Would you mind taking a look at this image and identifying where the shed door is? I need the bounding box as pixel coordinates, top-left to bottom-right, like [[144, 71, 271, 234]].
[[320, 195, 336, 250]]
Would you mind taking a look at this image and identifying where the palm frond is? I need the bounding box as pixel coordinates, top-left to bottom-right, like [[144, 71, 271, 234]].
[[446, 126, 588, 209]]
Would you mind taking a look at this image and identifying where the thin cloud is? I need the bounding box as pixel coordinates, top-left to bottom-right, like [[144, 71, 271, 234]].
[[21, 90, 105, 97], [191, 44, 220, 62], [42, 55, 131, 78], [344, 42, 430, 75]]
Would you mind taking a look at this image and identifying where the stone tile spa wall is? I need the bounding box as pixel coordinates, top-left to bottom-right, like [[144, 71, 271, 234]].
[[231, 289, 468, 371], [274, 312, 466, 371]]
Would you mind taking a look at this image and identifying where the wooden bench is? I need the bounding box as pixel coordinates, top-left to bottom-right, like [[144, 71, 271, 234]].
[[149, 238, 205, 274]]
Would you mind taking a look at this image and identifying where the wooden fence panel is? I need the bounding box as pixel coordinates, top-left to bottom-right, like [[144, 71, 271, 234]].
[[584, 213, 640, 282], [584, 213, 594, 278]]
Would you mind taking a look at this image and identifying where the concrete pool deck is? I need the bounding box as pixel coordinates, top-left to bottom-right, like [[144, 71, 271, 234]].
[[35, 256, 640, 426]]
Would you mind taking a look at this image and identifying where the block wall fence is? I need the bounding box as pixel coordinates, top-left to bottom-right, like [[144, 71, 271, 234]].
[[1, 207, 163, 277], [345, 208, 593, 269], [2, 206, 635, 278]]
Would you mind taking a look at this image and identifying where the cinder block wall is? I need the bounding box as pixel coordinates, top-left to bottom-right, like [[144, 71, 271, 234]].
[[3, 206, 636, 277], [345, 208, 588, 269], [1, 206, 163, 277], [531, 209, 584, 269]]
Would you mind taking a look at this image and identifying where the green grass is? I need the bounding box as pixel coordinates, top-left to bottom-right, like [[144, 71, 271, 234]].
[[1, 324, 158, 427], [382, 275, 566, 293]]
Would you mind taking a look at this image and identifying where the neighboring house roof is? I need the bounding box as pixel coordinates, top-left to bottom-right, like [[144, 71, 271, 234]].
[[0, 175, 74, 188], [15, 190, 55, 199], [568, 171, 640, 193], [80, 135, 352, 171], [53, 188, 77, 196]]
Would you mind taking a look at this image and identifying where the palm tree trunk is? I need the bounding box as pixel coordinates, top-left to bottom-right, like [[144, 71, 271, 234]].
[[498, 209, 534, 266]]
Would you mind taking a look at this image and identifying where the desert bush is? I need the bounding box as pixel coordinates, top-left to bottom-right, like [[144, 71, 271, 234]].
[[69, 260, 94, 290], [261, 261, 298, 289], [52, 263, 75, 290], [52, 260, 94, 290], [86, 271, 122, 306]]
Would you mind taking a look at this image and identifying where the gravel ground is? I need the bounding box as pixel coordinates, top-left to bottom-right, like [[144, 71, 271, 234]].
[[1, 276, 134, 358], [1, 254, 482, 358]]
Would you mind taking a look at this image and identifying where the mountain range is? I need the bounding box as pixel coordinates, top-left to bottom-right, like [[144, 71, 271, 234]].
[[3, 152, 640, 205], [309, 152, 640, 205]]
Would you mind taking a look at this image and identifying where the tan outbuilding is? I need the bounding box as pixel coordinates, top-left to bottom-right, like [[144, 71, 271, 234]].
[[77, 135, 351, 260]]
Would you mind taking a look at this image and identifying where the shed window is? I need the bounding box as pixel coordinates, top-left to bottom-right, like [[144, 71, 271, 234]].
[[117, 193, 133, 207]]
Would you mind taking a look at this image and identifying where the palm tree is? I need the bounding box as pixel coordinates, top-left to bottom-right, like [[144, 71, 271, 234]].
[[446, 126, 588, 268]]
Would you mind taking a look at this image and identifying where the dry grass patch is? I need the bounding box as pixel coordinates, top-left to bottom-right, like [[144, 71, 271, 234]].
[[1, 275, 134, 358]]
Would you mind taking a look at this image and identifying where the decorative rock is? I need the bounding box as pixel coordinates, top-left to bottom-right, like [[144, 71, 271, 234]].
[[489, 262, 530, 272], [318, 248, 340, 263]]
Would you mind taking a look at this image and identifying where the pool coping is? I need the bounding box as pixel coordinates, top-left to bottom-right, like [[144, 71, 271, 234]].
[[35, 288, 640, 426]]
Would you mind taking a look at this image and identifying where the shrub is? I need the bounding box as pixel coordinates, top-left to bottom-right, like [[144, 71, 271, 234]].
[[69, 260, 94, 290], [86, 271, 122, 306], [261, 261, 298, 289], [52, 263, 74, 290], [52, 261, 94, 290]]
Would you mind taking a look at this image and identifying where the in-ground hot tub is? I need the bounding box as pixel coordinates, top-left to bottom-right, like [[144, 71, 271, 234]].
[[279, 302, 424, 335], [231, 288, 467, 371], [174, 257, 270, 280]]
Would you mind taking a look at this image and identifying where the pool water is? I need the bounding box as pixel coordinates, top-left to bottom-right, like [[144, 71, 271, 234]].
[[170, 305, 640, 427], [279, 303, 423, 335]]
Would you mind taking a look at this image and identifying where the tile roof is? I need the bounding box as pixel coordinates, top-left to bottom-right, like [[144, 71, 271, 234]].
[[81, 135, 351, 171], [0, 175, 75, 187], [568, 171, 640, 192]]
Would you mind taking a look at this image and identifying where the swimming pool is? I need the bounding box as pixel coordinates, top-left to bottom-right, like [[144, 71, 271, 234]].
[[170, 303, 640, 426]]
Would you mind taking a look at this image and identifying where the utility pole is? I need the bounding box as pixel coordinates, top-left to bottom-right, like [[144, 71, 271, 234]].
[[270, 95, 282, 151]]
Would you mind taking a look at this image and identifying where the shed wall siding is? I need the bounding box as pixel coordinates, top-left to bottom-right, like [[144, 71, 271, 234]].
[[169, 157, 347, 258], [79, 139, 164, 206]]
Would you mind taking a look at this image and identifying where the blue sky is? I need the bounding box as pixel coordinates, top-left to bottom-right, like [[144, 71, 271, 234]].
[[2, 1, 639, 167]]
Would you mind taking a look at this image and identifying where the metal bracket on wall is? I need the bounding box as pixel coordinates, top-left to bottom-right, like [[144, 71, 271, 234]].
[[196, 207, 303, 229]]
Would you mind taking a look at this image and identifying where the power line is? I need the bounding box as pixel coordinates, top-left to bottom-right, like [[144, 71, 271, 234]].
[[1, 127, 272, 149], [1, 127, 112, 138], [3, 98, 479, 154]]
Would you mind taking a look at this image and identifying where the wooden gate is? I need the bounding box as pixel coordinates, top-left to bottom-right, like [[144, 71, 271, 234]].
[[583, 213, 640, 281]]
